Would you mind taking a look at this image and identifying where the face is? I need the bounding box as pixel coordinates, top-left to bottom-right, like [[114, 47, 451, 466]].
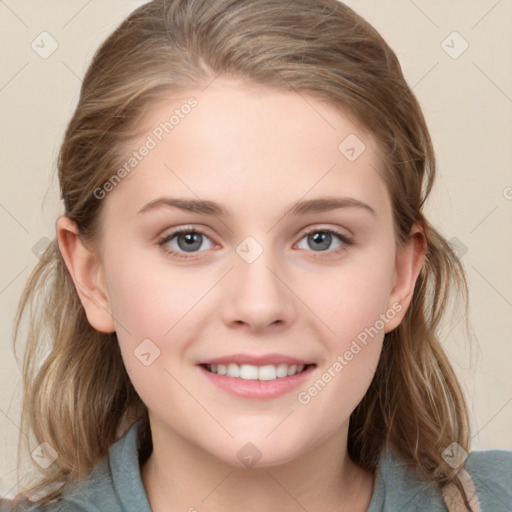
[[67, 77, 418, 467]]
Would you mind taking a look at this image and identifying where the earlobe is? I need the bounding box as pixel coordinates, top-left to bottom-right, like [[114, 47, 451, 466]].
[[55, 215, 116, 333], [384, 223, 427, 333]]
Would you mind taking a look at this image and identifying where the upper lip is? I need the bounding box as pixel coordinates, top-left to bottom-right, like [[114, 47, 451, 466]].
[[198, 353, 315, 366]]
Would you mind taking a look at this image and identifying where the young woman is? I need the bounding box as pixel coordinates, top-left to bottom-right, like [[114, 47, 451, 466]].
[[3, 0, 511, 511]]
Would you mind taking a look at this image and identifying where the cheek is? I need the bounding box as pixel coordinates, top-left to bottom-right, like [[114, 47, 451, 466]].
[[296, 259, 395, 414], [105, 249, 211, 339], [105, 259, 197, 416], [312, 246, 397, 345], [103, 250, 218, 392]]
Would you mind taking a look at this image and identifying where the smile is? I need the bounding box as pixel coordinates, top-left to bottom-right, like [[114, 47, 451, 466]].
[[198, 362, 316, 399], [203, 363, 310, 381]]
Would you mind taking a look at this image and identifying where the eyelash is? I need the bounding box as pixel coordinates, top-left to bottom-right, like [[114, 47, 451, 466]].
[[156, 225, 353, 261]]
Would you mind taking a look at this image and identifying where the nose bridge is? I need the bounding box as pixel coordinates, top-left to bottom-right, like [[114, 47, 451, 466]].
[[235, 234, 285, 300], [222, 234, 295, 330]]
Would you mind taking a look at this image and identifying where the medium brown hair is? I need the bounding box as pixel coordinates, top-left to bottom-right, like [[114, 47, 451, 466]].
[[10, 0, 471, 506]]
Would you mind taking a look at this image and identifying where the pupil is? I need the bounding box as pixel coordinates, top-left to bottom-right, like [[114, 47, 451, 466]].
[[310, 232, 330, 250], [179, 233, 201, 251]]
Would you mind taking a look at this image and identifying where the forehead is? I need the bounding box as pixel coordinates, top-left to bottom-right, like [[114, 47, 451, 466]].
[[101, 78, 390, 225]]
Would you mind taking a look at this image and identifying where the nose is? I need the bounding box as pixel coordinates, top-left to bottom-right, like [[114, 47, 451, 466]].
[[221, 245, 297, 334]]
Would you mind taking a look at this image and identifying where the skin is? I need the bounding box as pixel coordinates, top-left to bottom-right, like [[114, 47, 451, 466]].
[[57, 77, 426, 512]]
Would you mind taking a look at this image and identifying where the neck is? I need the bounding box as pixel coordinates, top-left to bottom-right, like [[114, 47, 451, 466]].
[[140, 418, 375, 512]]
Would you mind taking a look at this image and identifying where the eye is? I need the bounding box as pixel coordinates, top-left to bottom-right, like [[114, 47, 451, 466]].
[[157, 226, 215, 260], [296, 227, 352, 257], [157, 226, 352, 261]]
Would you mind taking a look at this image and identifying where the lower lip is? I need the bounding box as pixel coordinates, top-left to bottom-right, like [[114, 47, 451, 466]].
[[198, 365, 316, 399]]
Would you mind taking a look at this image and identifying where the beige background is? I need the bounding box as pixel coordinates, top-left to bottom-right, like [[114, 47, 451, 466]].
[[1, 0, 511, 499]]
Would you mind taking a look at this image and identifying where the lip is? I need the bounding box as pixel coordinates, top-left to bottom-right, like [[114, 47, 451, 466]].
[[198, 353, 314, 366], [197, 361, 316, 400]]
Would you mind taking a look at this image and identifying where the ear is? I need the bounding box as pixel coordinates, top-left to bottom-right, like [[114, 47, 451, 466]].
[[384, 222, 427, 333], [55, 215, 116, 333]]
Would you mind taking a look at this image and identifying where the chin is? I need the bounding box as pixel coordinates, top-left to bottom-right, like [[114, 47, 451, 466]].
[[207, 435, 312, 470]]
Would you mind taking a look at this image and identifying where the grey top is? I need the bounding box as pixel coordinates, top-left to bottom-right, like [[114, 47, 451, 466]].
[[2, 420, 512, 511]]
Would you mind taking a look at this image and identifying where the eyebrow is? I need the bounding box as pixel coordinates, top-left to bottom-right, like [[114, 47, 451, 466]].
[[137, 196, 377, 218]]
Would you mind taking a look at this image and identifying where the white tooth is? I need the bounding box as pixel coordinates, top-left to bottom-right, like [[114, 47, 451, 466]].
[[239, 364, 259, 380], [226, 363, 240, 378], [258, 365, 277, 381], [210, 362, 307, 380], [287, 364, 297, 376], [276, 364, 289, 378]]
